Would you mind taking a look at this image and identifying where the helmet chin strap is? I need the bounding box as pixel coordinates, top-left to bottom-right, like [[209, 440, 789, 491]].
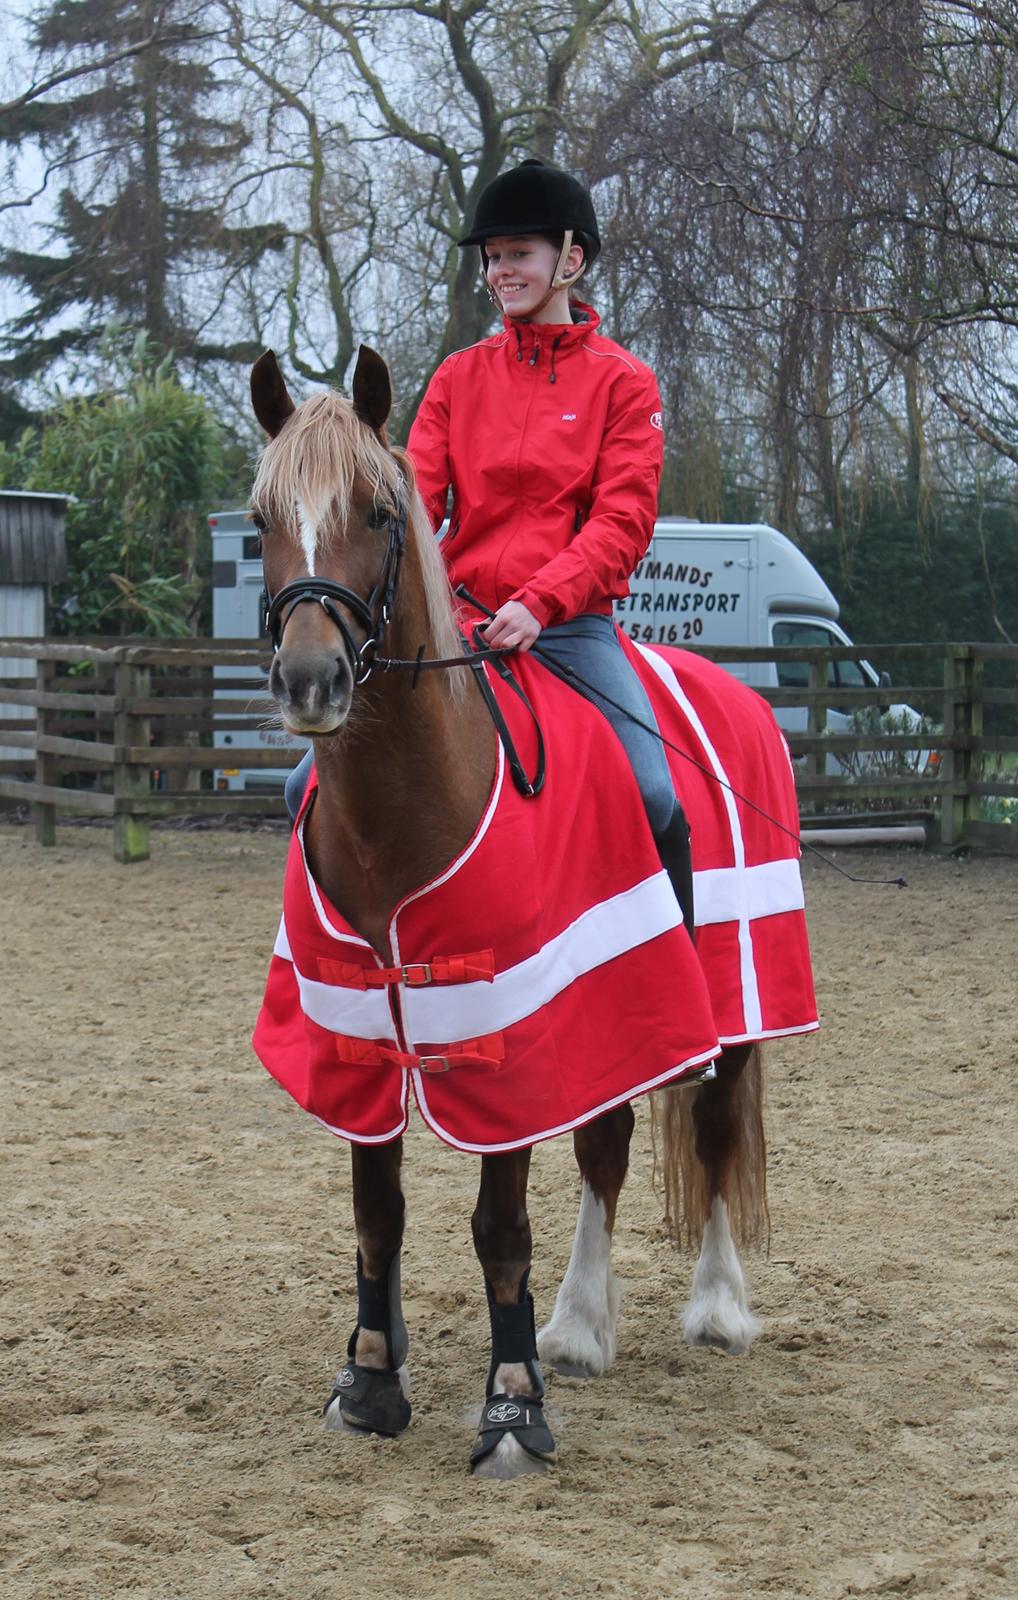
[[489, 229, 587, 322]]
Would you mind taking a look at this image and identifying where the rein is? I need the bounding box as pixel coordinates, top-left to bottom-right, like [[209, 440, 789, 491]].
[[262, 495, 901, 887], [452, 589, 908, 890]]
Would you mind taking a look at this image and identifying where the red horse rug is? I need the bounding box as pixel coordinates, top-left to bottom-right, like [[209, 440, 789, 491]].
[[253, 641, 818, 1153]]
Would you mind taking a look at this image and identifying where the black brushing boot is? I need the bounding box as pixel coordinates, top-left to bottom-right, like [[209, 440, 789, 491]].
[[654, 799, 695, 942], [470, 1272, 556, 1471], [323, 1251, 411, 1437]]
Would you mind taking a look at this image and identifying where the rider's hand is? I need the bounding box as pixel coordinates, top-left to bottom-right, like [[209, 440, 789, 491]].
[[482, 600, 541, 652]]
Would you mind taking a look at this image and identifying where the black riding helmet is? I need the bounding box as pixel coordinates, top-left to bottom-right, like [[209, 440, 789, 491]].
[[458, 157, 601, 268]]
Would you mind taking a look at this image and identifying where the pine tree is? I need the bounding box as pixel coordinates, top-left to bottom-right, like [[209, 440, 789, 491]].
[[0, 0, 281, 384]]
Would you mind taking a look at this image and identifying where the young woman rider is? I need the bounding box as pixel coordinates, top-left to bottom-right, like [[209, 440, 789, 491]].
[[284, 157, 694, 935]]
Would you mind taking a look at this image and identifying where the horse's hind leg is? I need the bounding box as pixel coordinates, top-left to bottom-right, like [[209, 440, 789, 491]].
[[538, 1102, 635, 1378], [657, 1044, 766, 1355], [470, 1148, 556, 1478], [323, 1138, 411, 1437]]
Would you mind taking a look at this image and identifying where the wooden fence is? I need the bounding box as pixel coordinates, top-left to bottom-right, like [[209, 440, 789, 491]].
[[0, 637, 1015, 862]]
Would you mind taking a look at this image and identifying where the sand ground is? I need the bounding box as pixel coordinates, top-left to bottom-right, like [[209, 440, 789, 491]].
[[1, 824, 1016, 1600]]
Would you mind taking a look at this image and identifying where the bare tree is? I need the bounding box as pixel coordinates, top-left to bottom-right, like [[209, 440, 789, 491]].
[[588, 0, 1018, 541]]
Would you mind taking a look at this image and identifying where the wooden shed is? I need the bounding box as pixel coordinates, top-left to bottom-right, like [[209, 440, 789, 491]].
[[1, 491, 70, 768]]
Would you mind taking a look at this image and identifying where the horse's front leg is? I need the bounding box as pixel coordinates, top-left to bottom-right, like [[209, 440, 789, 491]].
[[538, 1102, 635, 1378], [323, 1137, 411, 1437], [469, 1148, 556, 1478]]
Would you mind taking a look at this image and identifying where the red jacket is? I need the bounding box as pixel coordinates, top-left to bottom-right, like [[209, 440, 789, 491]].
[[406, 304, 664, 629]]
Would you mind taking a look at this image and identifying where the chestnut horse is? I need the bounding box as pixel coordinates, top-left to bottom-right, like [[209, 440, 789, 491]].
[[250, 347, 770, 1479]]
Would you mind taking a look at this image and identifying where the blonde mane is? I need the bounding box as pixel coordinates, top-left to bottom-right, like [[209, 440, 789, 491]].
[[251, 389, 464, 676]]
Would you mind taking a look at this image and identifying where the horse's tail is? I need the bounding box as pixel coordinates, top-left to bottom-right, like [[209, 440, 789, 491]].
[[650, 1045, 769, 1249]]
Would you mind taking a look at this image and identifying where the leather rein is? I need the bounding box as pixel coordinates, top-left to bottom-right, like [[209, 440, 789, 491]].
[[262, 494, 546, 796]]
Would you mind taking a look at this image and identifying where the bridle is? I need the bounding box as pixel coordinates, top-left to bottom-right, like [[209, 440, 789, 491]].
[[262, 494, 409, 685], [260, 485, 547, 795]]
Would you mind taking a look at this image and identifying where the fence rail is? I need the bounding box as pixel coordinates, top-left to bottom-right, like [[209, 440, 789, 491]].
[[0, 637, 1015, 861]]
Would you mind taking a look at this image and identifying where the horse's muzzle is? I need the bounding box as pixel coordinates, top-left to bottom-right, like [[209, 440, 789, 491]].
[[269, 645, 353, 735]]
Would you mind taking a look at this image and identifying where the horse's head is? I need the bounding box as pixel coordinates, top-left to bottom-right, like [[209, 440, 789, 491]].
[[249, 346, 414, 735]]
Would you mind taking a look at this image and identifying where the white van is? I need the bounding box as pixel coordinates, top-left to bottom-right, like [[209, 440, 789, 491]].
[[614, 520, 925, 768]]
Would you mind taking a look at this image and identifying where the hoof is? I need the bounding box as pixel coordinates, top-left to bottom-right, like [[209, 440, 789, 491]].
[[546, 1356, 598, 1379], [323, 1363, 411, 1437], [536, 1331, 603, 1379], [470, 1394, 556, 1479], [682, 1295, 761, 1356]]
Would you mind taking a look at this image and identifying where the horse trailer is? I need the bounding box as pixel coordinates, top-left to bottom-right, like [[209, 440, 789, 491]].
[[0, 491, 69, 771], [210, 508, 307, 791]]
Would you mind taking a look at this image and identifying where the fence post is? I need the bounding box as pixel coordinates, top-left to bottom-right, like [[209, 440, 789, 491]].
[[113, 656, 151, 864], [940, 648, 974, 848], [806, 658, 825, 800], [963, 650, 983, 841], [34, 656, 56, 847]]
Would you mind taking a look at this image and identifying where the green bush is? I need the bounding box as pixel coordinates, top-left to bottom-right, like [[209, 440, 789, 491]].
[[2, 335, 226, 636]]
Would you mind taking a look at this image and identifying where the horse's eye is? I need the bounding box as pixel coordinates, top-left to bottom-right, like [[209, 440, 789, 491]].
[[368, 504, 391, 531]]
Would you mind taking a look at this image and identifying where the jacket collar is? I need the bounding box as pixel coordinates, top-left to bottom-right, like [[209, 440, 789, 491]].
[[501, 300, 600, 365]]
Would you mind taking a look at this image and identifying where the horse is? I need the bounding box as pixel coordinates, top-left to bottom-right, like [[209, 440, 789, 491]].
[[248, 345, 816, 1479]]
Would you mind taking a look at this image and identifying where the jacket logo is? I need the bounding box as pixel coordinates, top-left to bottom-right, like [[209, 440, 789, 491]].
[[650, 412, 663, 431], [561, 413, 577, 422]]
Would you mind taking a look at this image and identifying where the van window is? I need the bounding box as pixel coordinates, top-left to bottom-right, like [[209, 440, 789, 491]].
[[772, 621, 837, 687], [835, 655, 868, 688]]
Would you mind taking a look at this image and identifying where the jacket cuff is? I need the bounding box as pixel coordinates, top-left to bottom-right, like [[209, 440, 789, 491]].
[[511, 588, 556, 629]]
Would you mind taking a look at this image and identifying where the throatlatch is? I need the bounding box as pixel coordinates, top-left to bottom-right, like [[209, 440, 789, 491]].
[[323, 1251, 411, 1438]]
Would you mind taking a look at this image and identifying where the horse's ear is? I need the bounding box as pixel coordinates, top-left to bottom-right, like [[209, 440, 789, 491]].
[[352, 344, 392, 437], [250, 350, 296, 439]]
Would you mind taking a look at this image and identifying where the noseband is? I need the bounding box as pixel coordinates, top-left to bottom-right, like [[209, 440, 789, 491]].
[[263, 496, 408, 685]]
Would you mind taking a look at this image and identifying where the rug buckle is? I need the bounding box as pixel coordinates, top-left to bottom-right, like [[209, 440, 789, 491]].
[[402, 962, 433, 986], [418, 1054, 452, 1074]]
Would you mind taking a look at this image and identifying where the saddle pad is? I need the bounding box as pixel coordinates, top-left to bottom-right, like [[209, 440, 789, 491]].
[[253, 638, 817, 1152]]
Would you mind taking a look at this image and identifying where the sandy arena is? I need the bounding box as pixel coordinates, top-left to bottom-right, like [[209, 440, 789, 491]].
[[2, 824, 1016, 1599]]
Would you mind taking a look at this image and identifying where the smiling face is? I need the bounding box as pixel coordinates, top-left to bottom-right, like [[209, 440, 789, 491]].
[[484, 233, 584, 323]]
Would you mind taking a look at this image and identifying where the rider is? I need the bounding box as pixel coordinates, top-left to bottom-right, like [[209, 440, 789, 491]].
[[410, 157, 694, 933], [284, 157, 693, 935]]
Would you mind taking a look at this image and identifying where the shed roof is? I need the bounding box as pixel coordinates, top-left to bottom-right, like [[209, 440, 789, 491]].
[[0, 491, 69, 584]]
